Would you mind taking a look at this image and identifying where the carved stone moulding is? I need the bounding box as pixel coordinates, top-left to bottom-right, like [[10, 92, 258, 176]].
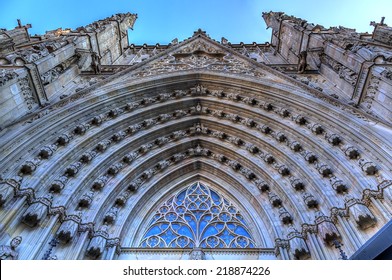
[[64, 162, 82, 177], [316, 163, 332, 177], [80, 151, 97, 164], [123, 152, 138, 164], [38, 144, 57, 159], [309, 123, 324, 135], [74, 124, 90, 135], [277, 165, 290, 176], [115, 191, 131, 207], [274, 131, 286, 142], [49, 176, 68, 193], [86, 225, 109, 259], [262, 153, 274, 164], [78, 191, 95, 208], [56, 133, 72, 146], [278, 207, 293, 224], [326, 134, 342, 146], [303, 192, 318, 208], [358, 159, 378, 175], [329, 177, 348, 194], [91, 115, 104, 126], [315, 212, 341, 246], [254, 179, 270, 192], [289, 141, 302, 152], [343, 146, 360, 159], [107, 163, 123, 176], [92, 176, 109, 191], [268, 192, 282, 207], [56, 213, 81, 244], [0, 182, 14, 207], [279, 108, 290, 117], [21, 194, 52, 227], [290, 177, 305, 191], [259, 124, 271, 134], [303, 151, 317, 163], [287, 227, 311, 260], [19, 160, 38, 175], [103, 207, 118, 224], [345, 196, 377, 230], [294, 115, 306, 125]]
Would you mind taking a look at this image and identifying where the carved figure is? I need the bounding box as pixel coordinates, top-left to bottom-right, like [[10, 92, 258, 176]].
[[297, 51, 307, 73], [0, 236, 22, 260]]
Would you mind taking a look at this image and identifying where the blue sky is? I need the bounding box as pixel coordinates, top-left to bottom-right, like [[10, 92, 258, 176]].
[[1, 0, 391, 45]]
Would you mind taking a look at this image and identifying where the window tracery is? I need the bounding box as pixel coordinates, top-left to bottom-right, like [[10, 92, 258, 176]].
[[140, 182, 256, 249]]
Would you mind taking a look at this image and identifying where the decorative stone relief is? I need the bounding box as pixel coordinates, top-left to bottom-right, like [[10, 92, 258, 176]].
[[49, 176, 68, 193], [329, 177, 348, 193], [345, 196, 377, 230], [64, 162, 82, 177], [278, 207, 293, 224], [289, 177, 305, 191], [86, 224, 109, 259], [320, 54, 358, 86], [0, 182, 14, 207], [0, 236, 22, 260], [316, 163, 332, 177], [303, 192, 318, 208], [103, 207, 119, 224], [56, 213, 82, 244], [38, 144, 58, 159], [78, 190, 95, 208], [315, 211, 341, 246], [302, 151, 317, 163], [22, 194, 53, 227], [287, 227, 310, 260], [254, 179, 270, 192], [342, 146, 359, 159], [18, 77, 36, 110], [92, 176, 109, 190], [0, 68, 18, 87], [358, 159, 377, 175]]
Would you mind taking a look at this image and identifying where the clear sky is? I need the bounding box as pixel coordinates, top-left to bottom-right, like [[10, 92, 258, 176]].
[[1, 0, 391, 45]]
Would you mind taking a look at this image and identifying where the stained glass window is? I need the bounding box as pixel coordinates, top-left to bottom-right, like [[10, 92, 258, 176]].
[[140, 182, 256, 248]]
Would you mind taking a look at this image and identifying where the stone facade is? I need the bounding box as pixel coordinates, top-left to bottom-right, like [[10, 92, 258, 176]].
[[0, 11, 391, 260]]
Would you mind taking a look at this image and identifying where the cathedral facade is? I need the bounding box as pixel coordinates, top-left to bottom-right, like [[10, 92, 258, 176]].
[[0, 11, 391, 260]]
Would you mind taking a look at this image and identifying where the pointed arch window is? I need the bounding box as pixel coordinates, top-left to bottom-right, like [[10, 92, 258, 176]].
[[140, 182, 256, 248]]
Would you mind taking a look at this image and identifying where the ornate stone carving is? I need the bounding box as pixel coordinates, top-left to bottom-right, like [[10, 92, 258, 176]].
[[56, 133, 72, 146], [74, 124, 90, 135], [190, 84, 207, 95], [325, 133, 342, 146], [321, 54, 358, 86], [78, 190, 95, 208], [343, 146, 359, 159], [259, 124, 271, 134], [139, 143, 154, 154], [91, 115, 104, 126], [268, 192, 282, 207], [96, 140, 112, 152], [316, 163, 332, 177], [20, 159, 39, 175], [189, 248, 206, 260], [293, 114, 306, 125], [18, 77, 36, 110], [297, 51, 307, 74], [80, 151, 97, 164], [0, 68, 18, 87], [0, 236, 22, 260], [56, 213, 81, 244], [86, 225, 109, 259], [0, 182, 14, 207], [315, 211, 341, 246], [289, 141, 302, 152], [38, 144, 58, 159], [65, 162, 82, 177], [49, 176, 68, 193], [309, 123, 324, 135], [287, 227, 310, 260], [92, 176, 109, 190], [111, 132, 126, 142], [115, 191, 131, 206], [123, 152, 138, 164], [263, 153, 275, 164], [345, 196, 377, 230], [358, 159, 377, 175], [22, 194, 52, 227], [126, 123, 143, 134], [302, 151, 317, 163], [254, 179, 270, 192], [245, 143, 259, 154], [303, 192, 318, 208], [289, 177, 305, 191], [103, 207, 118, 224], [278, 207, 293, 224], [274, 131, 286, 142], [276, 164, 290, 176], [128, 178, 144, 191], [329, 177, 348, 193], [107, 163, 123, 176]]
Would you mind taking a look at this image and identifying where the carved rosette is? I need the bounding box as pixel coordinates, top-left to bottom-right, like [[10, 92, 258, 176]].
[[254, 179, 270, 192], [293, 115, 306, 125], [303, 193, 318, 208], [315, 212, 341, 246], [316, 163, 332, 177], [56, 213, 82, 244], [342, 146, 359, 159], [302, 151, 317, 163], [86, 225, 109, 259], [20, 160, 39, 175], [309, 123, 324, 135], [287, 227, 310, 260], [278, 207, 293, 224], [22, 194, 53, 227], [289, 177, 305, 191]]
